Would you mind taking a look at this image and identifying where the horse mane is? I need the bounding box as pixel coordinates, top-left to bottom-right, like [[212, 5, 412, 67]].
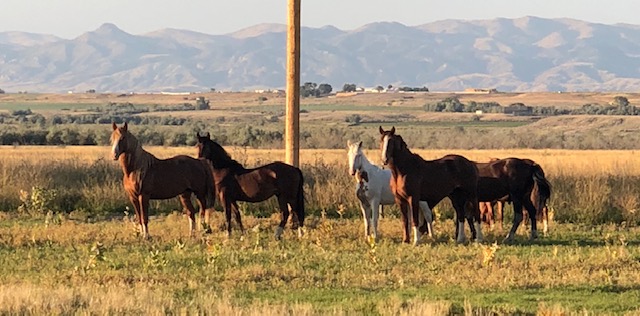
[[391, 134, 423, 163], [205, 139, 245, 171], [119, 129, 155, 183]]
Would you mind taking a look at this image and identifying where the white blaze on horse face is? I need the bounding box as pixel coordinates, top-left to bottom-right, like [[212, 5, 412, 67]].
[[111, 137, 120, 160], [381, 135, 390, 165], [347, 144, 358, 175]]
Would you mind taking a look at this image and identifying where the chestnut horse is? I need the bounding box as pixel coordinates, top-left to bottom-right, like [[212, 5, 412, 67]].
[[475, 158, 551, 242], [196, 133, 305, 240], [379, 126, 483, 245], [110, 123, 215, 239]]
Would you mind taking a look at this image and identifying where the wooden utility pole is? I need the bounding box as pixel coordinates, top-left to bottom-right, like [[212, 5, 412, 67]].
[[285, 0, 301, 167]]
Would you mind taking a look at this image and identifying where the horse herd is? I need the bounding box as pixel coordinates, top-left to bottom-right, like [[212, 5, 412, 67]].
[[110, 122, 551, 245]]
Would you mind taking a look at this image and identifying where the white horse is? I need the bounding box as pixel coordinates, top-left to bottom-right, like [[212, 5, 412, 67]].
[[347, 140, 433, 241]]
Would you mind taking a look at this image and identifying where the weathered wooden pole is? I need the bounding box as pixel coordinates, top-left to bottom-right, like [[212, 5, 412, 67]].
[[285, 0, 301, 167]]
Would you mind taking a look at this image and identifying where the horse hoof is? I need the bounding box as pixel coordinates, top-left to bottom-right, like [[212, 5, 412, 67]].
[[275, 226, 284, 240]]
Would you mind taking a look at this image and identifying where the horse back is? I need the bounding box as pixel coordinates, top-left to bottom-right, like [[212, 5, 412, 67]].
[[143, 155, 209, 199], [229, 161, 303, 202], [402, 154, 478, 203]]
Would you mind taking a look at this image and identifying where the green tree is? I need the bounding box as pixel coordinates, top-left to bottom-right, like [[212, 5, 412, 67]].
[[301, 82, 318, 97], [612, 96, 630, 107], [342, 83, 357, 92], [317, 83, 333, 95]]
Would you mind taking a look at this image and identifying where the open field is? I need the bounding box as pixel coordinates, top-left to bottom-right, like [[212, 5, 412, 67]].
[[1, 148, 640, 313], [1, 212, 639, 315], [1, 92, 640, 313], [2, 145, 639, 176], [3, 91, 640, 109]]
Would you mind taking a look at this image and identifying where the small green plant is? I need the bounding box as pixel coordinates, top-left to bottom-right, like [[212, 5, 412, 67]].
[[481, 242, 500, 267], [18, 186, 58, 216]]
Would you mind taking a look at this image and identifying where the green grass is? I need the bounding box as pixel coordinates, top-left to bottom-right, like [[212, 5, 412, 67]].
[[0, 102, 97, 111], [360, 120, 531, 128], [0, 213, 638, 314]]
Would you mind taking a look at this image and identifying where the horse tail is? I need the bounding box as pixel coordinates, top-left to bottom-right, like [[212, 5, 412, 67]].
[[295, 167, 305, 227], [531, 163, 551, 211], [203, 161, 216, 210]]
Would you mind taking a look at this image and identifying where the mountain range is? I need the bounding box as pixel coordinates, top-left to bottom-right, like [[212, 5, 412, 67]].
[[1, 16, 640, 93]]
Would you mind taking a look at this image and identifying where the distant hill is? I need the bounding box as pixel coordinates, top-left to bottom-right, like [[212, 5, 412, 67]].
[[1, 17, 640, 93]]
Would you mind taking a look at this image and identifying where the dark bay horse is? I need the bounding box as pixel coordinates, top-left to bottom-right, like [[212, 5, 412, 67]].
[[196, 133, 305, 240], [110, 123, 215, 239], [480, 180, 551, 235], [379, 126, 483, 245], [475, 158, 551, 242]]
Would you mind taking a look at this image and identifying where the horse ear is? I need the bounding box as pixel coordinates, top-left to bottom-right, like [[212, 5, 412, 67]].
[[123, 122, 128, 132], [378, 126, 384, 135], [390, 126, 395, 135], [205, 132, 210, 139], [347, 140, 352, 147], [358, 141, 363, 148], [112, 122, 117, 131]]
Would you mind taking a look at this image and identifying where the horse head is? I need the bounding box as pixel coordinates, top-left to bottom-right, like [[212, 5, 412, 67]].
[[195, 132, 213, 160], [110, 122, 131, 160], [378, 126, 397, 165], [347, 140, 364, 176]]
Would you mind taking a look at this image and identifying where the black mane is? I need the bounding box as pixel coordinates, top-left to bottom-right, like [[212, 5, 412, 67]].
[[199, 138, 245, 171]]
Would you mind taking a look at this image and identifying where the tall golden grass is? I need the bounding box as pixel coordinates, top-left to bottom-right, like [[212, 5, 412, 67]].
[[1, 146, 639, 225]]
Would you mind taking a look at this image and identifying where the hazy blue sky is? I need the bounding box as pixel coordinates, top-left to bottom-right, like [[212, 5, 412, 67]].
[[1, 0, 638, 38]]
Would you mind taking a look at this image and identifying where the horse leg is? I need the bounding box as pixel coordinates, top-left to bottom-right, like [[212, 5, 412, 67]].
[[496, 201, 504, 232], [358, 198, 371, 240], [409, 196, 422, 246], [505, 198, 524, 243], [523, 198, 538, 240], [419, 201, 433, 238], [451, 197, 466, 244], [219, 193, 233, 238], [542, 206, 549, 237], [469, 198, 483, 243], [194, 192, 211, 234], [275, 196, 289, 240], [370, 197, 382, 242], [138, 195, 151, 239], [179, 193, 197, 237], [127, 195, 142, 236], [231, 201, 244, 235], [397, 198, 410, 243]]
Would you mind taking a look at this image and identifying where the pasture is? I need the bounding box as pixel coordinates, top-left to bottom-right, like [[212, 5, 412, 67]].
[[1, 146, 640, 314]]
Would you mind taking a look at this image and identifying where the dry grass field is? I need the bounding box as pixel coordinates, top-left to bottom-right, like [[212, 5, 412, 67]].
[[2, 92, 640, 314]]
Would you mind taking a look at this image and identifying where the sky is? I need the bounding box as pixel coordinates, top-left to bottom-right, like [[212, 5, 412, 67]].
[[0, 0, 638, 38]]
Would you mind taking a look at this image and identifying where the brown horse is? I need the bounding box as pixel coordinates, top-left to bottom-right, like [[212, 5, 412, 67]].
[[110, 122, 216, 239], [480, 182, 551, 235], [475, 158, 551, 242], [196, 133, 305, 240], [379, 126, 483, 245]]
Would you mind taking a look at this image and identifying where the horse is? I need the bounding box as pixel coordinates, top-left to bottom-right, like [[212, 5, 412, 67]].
[[347, 140, 433, 241], [480, 181, 551, 236], [196, 133, 305, 240], [475, 158, 551, 242], [110, 122, 215, 239], [379, 126, 483, 245]]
